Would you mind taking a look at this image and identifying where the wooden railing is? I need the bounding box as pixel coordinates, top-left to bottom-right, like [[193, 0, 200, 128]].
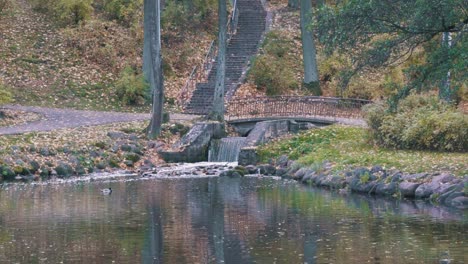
[[178, 1, 239, 107], [226, 96, 372, 121]]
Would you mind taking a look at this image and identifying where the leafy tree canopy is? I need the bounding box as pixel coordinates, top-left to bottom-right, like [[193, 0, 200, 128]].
[[316, 0, 468, 103]]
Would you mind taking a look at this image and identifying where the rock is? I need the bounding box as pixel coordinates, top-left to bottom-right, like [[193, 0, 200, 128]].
[[349, 177, 377, 193], [319, 175, 344, 188], [55, 163, 74, 178], [441, 192, 464, 207], [275, 168, 288, 177], [258, 164, 276, 175], [450, 196, 468, 209], [245, 165, 257, 174], [402, 173, 429, 182], [375, 182, 398, 196], [415, 182, 440, 199], [96, 162, 107, 170], [399, 181, 421, 197], [238, 147, 259, 166], [293, 168, 310, 180], [276, 155, 289, 168], [107, 131, 128, 139], [301, 172, 313, 183], [220, 170, 242, 178], [371, 165, 384, 173], [431, 173, 456, 184], [121, 144, 132, 152], [352, 167, 370, 178], [388, 172, 402, 183]]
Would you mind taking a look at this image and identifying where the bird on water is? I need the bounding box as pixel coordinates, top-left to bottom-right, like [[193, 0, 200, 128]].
[[101, 188, 112, 195]]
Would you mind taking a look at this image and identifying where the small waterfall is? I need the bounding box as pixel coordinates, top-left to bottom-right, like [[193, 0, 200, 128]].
[[208, 137, 246, 162]]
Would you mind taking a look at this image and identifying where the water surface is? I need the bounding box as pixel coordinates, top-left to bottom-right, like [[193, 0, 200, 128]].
[[0, 176, 466, 263]]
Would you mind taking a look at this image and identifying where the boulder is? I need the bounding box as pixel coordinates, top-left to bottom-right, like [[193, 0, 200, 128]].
[[55, 163, 74, 178], [258, 164, 276, 175], [450, 196, 468, 209], [399, 181, 421, 197], [375, 182, 398, 196]]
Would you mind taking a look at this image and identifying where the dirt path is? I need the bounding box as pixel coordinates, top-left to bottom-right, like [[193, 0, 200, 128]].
[[0, 105, 199, 135]]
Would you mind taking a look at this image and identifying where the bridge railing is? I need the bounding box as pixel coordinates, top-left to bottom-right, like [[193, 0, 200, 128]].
[[226, 96, 372, 121]]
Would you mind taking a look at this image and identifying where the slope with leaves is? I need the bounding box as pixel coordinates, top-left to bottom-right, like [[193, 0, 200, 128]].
[[0, 0, 215, 112]]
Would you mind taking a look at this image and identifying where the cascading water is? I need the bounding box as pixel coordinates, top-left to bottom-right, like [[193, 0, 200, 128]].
[[208, 137, 246, 162]]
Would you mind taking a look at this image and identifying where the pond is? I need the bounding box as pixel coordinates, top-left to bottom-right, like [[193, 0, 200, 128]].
[[0, 175, 466, 263]]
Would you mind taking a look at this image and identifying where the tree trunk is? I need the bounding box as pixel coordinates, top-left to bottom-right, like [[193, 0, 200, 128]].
[[288, 0, 300, 9], [439, 32, 452, 103], [144, 0, 164, 139], [209, 0, 227, 122], [300, 0, 320, 95]]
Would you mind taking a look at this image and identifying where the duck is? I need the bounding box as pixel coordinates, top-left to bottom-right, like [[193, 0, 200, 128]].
[[101, 188, 112, 195]]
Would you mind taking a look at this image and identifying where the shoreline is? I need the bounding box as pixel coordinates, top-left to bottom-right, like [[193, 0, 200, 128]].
[[222, 156, 468, 210]]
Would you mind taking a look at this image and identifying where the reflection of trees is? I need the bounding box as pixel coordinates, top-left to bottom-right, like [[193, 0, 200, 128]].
[[0, 178, 466, 263], [142, 205, 163, 264]]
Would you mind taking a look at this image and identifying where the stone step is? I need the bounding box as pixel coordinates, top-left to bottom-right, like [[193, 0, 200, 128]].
[[184, 0, 266, 114]]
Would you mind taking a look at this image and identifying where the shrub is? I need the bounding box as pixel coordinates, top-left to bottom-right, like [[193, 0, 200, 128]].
[[30, 0, 93, 25], [115, 66, 149, 105], [364, 94, 468, 152], [249, 31, 300, 95], [102, 0, 142, 26]]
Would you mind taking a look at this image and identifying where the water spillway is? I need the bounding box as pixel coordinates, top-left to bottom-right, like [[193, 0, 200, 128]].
[[208, 137, 246, 162]]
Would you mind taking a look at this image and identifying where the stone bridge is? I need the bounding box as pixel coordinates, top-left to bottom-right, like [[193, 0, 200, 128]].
[[225, 96, 372, 127]]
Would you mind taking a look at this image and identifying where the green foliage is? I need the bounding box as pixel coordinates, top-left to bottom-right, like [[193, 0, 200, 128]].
[[316, 0, 467, 102], [102, 0, 142, 26], [162, 0, 217, 30], [249, 31, 300, 95], [360, 171, 370, 184], [0, 81, 13, 105], [115, 66, 150, 106], [364, 94, 468, 152], [30, 0, 94, 25], [258, 125, 468, 175]]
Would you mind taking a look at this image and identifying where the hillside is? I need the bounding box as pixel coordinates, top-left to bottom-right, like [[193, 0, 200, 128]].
[[0, 0, 215, 112]]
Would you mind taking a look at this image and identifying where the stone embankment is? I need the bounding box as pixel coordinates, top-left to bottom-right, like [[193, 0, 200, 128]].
[[221, 155, 468, 210]]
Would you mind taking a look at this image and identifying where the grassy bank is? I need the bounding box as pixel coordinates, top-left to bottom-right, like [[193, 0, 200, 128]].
[[257, 125, 468, 176]]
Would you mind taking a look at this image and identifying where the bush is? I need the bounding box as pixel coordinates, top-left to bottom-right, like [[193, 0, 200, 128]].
[[249, 31, 300, 95], [364, 94, 468, 152], [115, 66, 149, 105], [102, 0, 142, 26], [30, 0, 93, 25]]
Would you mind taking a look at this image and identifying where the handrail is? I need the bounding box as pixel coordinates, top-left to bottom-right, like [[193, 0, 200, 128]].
[[178, 0, 239, 108], [226, 96, 373, 121]]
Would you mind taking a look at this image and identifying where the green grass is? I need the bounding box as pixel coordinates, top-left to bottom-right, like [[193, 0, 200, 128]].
[[257, 125, 468, 176]]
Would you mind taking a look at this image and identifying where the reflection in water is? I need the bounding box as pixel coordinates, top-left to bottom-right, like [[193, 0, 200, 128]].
[[0, 177, 466, 263]]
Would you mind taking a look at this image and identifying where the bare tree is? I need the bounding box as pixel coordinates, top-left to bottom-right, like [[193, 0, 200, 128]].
[[209, 0, 227, 122], [143, 0, 164, 139], [300, 0, 320, 94]]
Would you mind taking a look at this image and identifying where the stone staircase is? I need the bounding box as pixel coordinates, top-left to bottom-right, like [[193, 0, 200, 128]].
[[183, 0, 267, 115]]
